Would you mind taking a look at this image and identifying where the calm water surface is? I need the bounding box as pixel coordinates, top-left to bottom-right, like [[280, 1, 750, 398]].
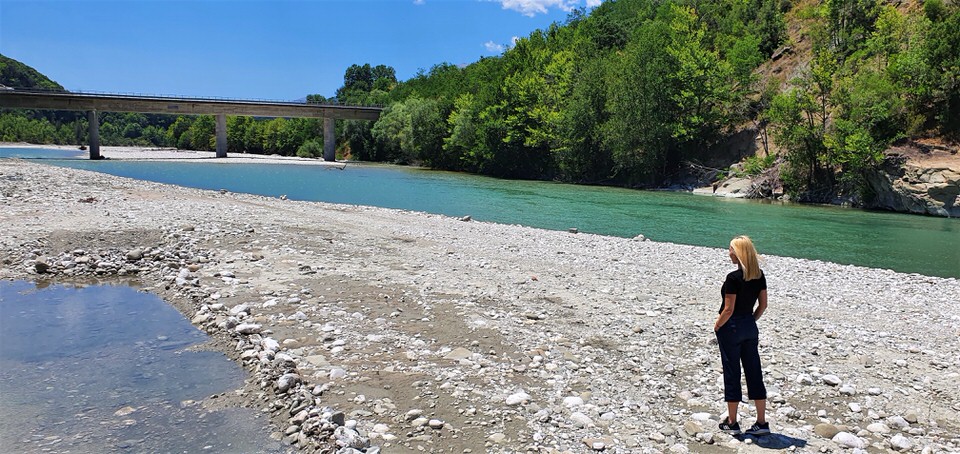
[[0, 280, 287, 453], [3, 147, 958, 278]]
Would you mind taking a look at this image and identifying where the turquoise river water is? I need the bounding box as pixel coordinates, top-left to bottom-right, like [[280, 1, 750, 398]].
[[3, 147, 959, 278]]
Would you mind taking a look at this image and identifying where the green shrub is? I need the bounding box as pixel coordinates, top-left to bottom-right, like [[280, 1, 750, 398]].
[[296, 139, 323, 158], [742, 153, 778, 176]]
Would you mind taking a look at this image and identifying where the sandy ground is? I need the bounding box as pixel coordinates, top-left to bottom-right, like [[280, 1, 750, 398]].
[[1, 150, 959, 453]]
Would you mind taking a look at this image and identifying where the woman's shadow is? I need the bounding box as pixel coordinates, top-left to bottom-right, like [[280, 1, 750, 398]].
[[735, 432, 807, 449]]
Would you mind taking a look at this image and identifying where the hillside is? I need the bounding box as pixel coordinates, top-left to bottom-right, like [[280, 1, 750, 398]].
[[0, 54, 63, 90]]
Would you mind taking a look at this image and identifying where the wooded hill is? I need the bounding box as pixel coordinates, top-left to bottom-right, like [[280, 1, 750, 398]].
[[3, 0, 959, 204]]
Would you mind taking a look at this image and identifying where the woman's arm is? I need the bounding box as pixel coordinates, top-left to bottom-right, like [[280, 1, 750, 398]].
[[715, 294, 736, 331], [754, 289, 767, 321]]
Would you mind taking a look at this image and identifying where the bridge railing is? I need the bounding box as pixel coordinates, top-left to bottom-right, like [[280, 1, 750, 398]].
[[0, 86, 384, 108]]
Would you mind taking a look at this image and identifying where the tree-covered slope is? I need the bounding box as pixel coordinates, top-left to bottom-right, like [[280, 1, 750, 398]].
[[339, 0, 960, 204], [0, 54, 64, 90]]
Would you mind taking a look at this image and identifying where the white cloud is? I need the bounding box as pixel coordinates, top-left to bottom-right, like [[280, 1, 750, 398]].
[[484, 41, 506, 53], [585, 0, 602, 7], [413, 0, 425, 4], [495, 0, 578, 17]]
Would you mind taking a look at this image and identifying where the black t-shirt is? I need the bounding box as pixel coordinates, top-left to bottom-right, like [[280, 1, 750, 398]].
[[719, 268, 767, 315]]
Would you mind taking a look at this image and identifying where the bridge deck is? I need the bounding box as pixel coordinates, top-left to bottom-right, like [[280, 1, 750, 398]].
[[0, 89, 381, 120]]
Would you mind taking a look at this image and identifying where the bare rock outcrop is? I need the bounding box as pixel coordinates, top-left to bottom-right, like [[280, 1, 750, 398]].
[[866, 157, 960, 217]]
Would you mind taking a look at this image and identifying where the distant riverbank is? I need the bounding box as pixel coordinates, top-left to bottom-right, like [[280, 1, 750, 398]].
[[0, 142, 347, 166]]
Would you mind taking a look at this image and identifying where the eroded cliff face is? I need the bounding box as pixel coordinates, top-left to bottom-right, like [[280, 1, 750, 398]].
[[866, 159, 960, 217]]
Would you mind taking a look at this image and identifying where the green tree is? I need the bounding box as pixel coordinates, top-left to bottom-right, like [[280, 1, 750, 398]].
[[604, 18, 677, 184], [297, 139, 323, 158], [188, 115, 216, 151], [827, 0, 880, 56], [925, 7, 960, 137]]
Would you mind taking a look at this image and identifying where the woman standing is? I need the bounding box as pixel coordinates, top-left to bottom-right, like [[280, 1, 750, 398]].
[[715, 235, 769, 436]]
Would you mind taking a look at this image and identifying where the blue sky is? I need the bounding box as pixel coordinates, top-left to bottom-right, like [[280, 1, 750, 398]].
[[0, 0, 600, 100]]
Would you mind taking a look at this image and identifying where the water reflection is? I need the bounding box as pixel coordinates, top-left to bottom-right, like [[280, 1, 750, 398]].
[[0, 280, 288, 453]]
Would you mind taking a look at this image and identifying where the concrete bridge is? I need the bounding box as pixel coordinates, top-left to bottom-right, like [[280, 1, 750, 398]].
[[0, 88, 383, 160]]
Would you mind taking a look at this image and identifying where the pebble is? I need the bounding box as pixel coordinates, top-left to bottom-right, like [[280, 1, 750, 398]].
[[904, 410, 919, 423], [487, 433, 506, 444], [815, 423, 840, 438]]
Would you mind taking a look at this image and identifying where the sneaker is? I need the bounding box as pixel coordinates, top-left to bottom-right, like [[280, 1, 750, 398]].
[[745, 421, 770, 435], [719, 420, 741, 435]]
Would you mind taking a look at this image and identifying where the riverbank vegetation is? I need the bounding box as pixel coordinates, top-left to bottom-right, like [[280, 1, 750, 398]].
[[3, 0, 959, 203]]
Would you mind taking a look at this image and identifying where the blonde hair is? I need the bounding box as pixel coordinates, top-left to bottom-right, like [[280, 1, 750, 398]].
[[730, 235, 762, 281]]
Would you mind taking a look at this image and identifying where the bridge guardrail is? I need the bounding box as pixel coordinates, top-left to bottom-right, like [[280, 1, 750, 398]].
[[0, 86, 383, 108]]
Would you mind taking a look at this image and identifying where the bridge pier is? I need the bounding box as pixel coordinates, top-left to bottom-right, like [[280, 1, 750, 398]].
[[323, 117, 335, 161], [87, 110, 101, 160], [215, 114, 227, 158]]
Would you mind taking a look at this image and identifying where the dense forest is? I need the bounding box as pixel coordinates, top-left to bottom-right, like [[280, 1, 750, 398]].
[[3, 0, 959, 202]]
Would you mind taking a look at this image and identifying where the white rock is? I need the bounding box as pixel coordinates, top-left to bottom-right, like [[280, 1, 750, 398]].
[[505, 391, 530, 406], [563, 396, 584, 408], [410, 417, 429, 427], [329, 368, 347, 380], [887, 416, 909, 429], [889, 434, 913, 451], [690, 412, 712, 423], [261, 337, 279, 352], [822, 374, 842, 386], [849, 402, 862, 413], [276, 373, 300, 393], [866, 423, 890, 434], [235, 323, 262, 334], [570, 411, 594, 428], [832, 432, 865, 448]]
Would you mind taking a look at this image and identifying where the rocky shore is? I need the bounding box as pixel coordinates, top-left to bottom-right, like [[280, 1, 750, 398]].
[[2, 157, 959, 453]]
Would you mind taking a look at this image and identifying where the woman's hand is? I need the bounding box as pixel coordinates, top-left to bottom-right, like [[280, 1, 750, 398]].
[[716, 294, 736, 332]]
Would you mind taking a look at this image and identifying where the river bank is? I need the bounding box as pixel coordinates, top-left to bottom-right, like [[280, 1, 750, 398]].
[[0, 142, 348, 167], [2, 157, 959, 453]]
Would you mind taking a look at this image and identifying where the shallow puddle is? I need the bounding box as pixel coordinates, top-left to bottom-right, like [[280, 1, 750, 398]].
[[0, 280, 288, 453]]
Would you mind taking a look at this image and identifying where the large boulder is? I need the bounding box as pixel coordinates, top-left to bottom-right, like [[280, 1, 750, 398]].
[[866, 157, 960, 217]]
